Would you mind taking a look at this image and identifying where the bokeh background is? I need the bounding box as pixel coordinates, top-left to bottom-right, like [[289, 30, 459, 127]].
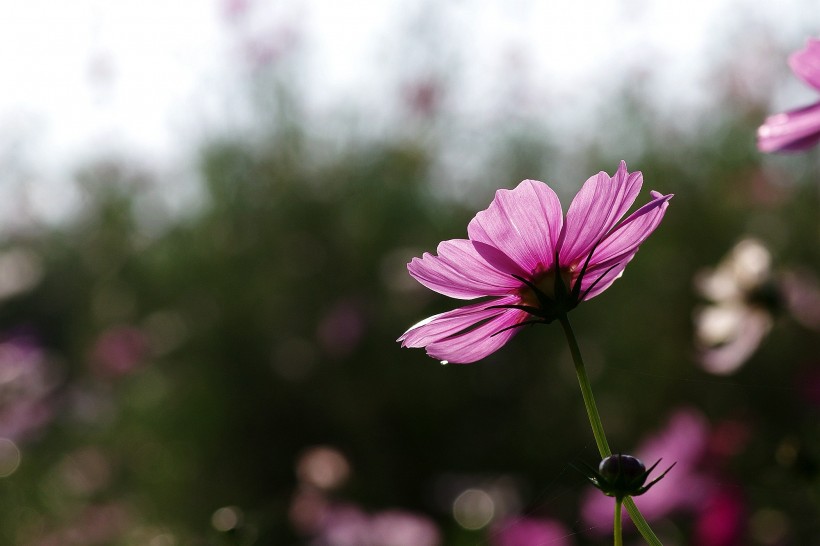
[[1, 1, 819, 545]]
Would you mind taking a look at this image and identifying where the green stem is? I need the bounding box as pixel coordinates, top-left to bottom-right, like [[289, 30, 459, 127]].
[[558, 314, 662, 546], [624, 497, 660, 544], [614, 498, 623, 546], [558, 315, 610, 456]]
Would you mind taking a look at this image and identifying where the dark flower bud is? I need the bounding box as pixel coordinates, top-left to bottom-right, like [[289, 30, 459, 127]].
[[579, 453, 675, 500]]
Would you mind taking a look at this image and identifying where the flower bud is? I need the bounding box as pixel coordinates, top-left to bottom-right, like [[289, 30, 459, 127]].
[[598, 455, 649, 495], [581, 454, 675, 500]]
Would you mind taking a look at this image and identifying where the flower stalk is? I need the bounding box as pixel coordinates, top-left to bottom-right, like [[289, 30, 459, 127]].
[[614, 499, 623, 546], [559, 314, 663, 546]]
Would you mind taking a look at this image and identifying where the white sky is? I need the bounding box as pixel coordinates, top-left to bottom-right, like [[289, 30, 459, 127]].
[[0, 0, 815, 227]]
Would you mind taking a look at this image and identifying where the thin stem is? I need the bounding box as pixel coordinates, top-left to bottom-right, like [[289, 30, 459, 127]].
[[558, 315, 610, 456], [624, 498, 660, 544], [614, 499, 623, 546], [558, 314, 663, 546]]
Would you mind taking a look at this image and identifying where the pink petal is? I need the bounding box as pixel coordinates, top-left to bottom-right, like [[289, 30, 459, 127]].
[[408, 239, 521, 300], [588, 190, 673, 267], [469, 241, 529, 279], [559, 161, 643, 266], [574, 191, 670, 300], [397, 297, 528, 363], [757, 100, 820, 153], [578, 252, 635, 301], [467, 180, 563, 274], [788, 38, 820, 91]]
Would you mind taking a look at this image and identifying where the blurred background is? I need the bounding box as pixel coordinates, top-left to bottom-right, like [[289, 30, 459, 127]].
[[1, 1, 819, 544]]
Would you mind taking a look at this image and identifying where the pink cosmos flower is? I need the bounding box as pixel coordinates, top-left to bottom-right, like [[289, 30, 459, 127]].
[[398, 161, 672, 363], [758, 38, 820, 152]]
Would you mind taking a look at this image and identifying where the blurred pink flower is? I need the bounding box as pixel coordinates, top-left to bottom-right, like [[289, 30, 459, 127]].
[[581, 409, 713, 534], [758, 38, 820, 152], [694, 239, 820, 374], [0, 336, 57, 442], [693, 239, 779, 374], [795, 364, 820, 408], [368, 511, 442, 546], [781, 269, 820, 331], [289, 486, 330, 535], [489, 516, 573, 546], [220, 0, 302, 69], [317, 299, 366, 358], [316, 504, 370, 546], [706, 418, 751, 462], [222, 0, 251, 21], [26, 502, 132, 546], [399, 161, 671, 363], [313, 505, 441, 546], [243, 29, 300, 68], [402, 79, 442, 118], [90, 325, 148, 378], [693, 485, 745, 546], [296, 445, 351, 490]]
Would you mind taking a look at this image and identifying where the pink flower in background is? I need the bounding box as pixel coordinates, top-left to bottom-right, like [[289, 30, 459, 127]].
[[315, 505, 370, 546], [489, 517, 573, 546], [367, 511, 442, 546], [222, 0, 251, 20], [317, 299, 366, 358], [0, 336, 57, 442], [402, 78, 442, 118], [24, 501, 132, 546], [758, 38, 820, 152], [694, 238, 820, 374], [90, 325, 148, 378], [289, 447, 441, 546], [312, 505, 441, 546], [693, 485, 745, 546], [398, 161, 672, 363], [693, 238, 778, 375], [795, 364, 820, 408]]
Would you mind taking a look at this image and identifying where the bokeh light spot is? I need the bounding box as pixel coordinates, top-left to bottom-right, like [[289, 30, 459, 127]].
[[452, 488, 494, 530], [774, 437, 798, 467], [58, 446, 111, 495], [0, 248, 43, 300], [149, 533, 177, 546], [750, 508, 790, 545], [0, 438, 21, 477], [296, 446, 350, 490], [211, 505, 243, 532]]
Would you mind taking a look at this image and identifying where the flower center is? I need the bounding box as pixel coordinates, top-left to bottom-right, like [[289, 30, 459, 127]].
[[519, 267, 574, 308]]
